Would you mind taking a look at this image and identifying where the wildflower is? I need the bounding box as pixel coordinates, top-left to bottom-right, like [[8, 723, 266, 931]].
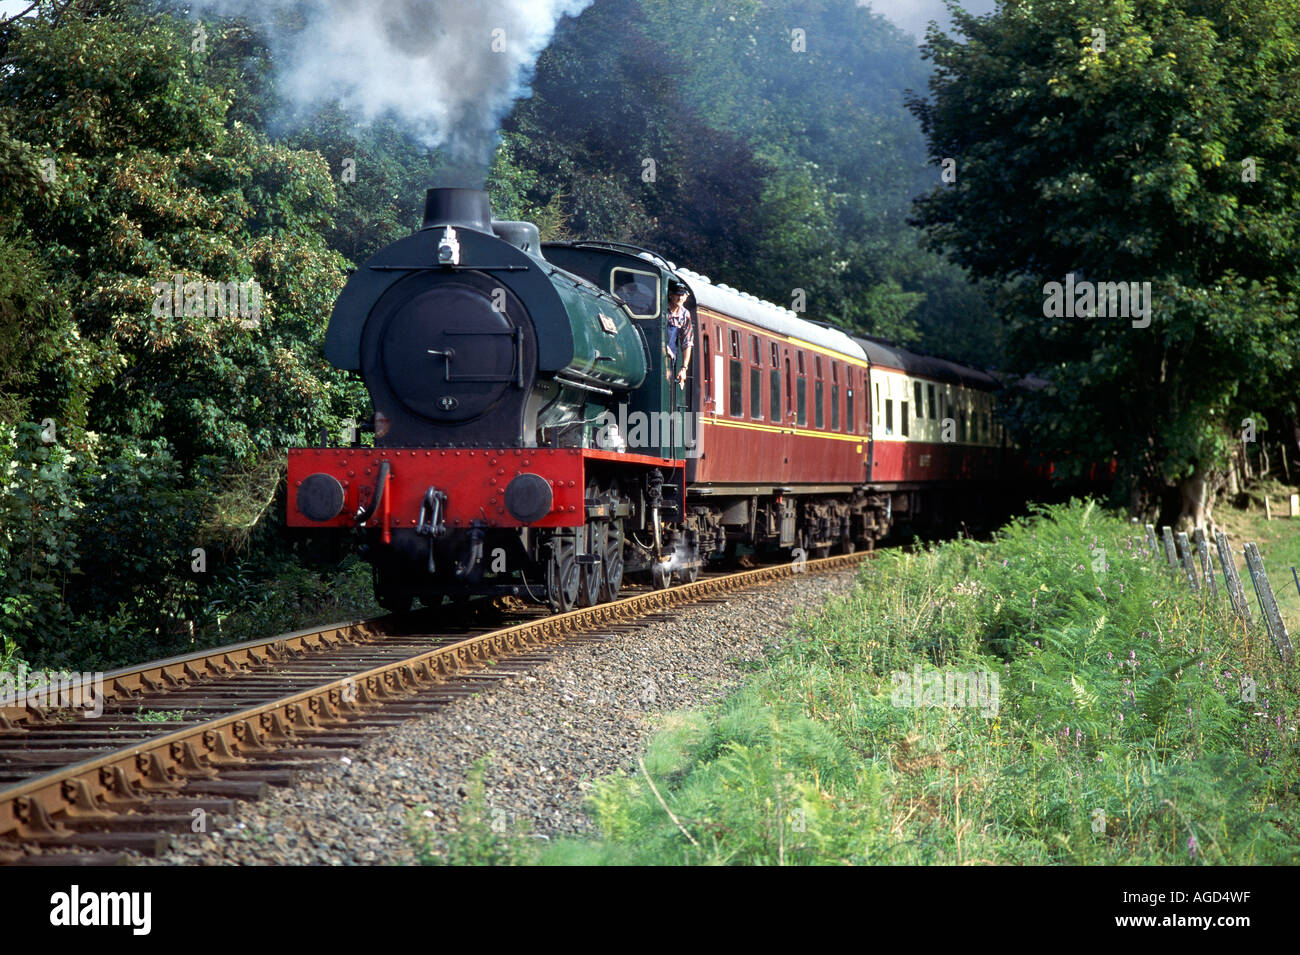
[[1187, 835, 1198, 858], [1107, 651, 1113, 661], [1118, 713, 1124, 722]]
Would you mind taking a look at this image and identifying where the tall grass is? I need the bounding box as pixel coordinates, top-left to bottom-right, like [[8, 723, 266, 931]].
[[428, 500, 1298, 864]]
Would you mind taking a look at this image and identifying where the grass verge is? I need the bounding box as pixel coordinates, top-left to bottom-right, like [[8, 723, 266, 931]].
[[413, 499, 1299, 865]]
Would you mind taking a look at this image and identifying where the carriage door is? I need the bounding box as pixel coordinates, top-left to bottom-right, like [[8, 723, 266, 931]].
[[865, 367, 874, 483]]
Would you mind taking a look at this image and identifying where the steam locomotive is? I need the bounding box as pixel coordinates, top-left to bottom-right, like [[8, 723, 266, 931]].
[[287, 187, 1018, 612]]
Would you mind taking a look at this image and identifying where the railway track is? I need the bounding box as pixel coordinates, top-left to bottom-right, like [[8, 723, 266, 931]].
[[0, 552, 866, 864]]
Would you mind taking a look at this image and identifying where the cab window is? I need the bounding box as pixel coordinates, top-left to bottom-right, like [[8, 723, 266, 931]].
[[610, 268, 660, 318]]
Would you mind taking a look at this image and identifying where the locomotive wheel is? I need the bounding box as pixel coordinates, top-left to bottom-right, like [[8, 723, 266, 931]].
[[372, 567, 413, 614], [600, 518, 625, 602], [651, 560, 671, 590], [578, 521, 603, 608], [546, 536, 581, 612], [578, 481, 604, 607]]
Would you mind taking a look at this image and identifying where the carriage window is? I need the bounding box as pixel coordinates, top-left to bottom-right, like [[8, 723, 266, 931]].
[[770, 368, 781, 423], [901, 401, 909, 437], [815, 355, 822, 378], [750, 367, 762, 420], [846, 389, 854, 433], [770, 342, 779, 367], [815, 380, 824, 429], [885, 399, 894, 436], [730, 329, 741, 359], [785, 357, 792, 419], [832, 384, 840, 431], [729, 357, 743, 417], [832, 363, 838, 383], [610, 268, 660, 318], [914, 381, 923, 418], [702, 334, 710, 383], [797, 351, 805, 375], [751, 335, 760, 364], [928, 384, 937, 420], [797, 377, 807, 426]]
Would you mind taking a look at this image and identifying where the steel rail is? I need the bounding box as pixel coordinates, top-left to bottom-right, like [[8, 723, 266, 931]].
[[0, 551, 866, 861]]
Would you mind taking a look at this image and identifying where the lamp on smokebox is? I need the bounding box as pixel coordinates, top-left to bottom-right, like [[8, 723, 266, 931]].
[[437, 226, 460, 266]]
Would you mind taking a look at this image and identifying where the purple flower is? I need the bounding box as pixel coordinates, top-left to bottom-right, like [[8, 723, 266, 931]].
[[1187, 835, 1198, 858]]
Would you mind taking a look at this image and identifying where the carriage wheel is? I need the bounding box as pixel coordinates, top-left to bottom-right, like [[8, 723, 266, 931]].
[[546, 536, 581, 612], [680, 534, 701, 584]]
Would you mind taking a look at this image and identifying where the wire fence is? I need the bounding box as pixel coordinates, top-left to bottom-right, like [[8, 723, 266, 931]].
[[1143, 522, 1294, 666]]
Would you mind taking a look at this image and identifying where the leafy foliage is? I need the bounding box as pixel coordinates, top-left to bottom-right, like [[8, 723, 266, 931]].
[[909, 0, 1300, 516], [0, 4, 367, 666]]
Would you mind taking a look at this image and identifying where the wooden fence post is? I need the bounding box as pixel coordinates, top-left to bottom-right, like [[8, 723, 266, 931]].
[[1193, 528, 1218, 598], [1161, 526, 1178, 569], [1242, 542, 1294, 664], [1175, 532, 1199, 592], [1215, 531, 1252, 624]]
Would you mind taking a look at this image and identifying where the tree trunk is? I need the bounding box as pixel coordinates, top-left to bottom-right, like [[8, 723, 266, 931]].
[[1178, 468, 1223, 532]]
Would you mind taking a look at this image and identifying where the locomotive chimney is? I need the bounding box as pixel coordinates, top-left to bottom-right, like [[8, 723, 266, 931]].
[[421, 187, 493, 233]]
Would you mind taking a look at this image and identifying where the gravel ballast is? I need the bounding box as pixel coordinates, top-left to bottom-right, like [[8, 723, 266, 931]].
[[145, 567, 861, 865]]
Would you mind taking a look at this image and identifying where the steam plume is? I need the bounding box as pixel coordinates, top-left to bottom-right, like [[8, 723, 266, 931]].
[[186, 0, 592, 183]]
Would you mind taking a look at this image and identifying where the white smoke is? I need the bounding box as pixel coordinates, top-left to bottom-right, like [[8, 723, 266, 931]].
[[186, 0, 592, 182]]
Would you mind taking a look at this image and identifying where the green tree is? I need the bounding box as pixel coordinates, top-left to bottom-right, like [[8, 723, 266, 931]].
[[0, 3, 362, 663], [910, 0, 1300, 523]]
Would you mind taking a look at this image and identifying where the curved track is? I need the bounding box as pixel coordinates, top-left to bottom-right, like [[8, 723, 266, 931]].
[[0, 552, 866, 864]]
